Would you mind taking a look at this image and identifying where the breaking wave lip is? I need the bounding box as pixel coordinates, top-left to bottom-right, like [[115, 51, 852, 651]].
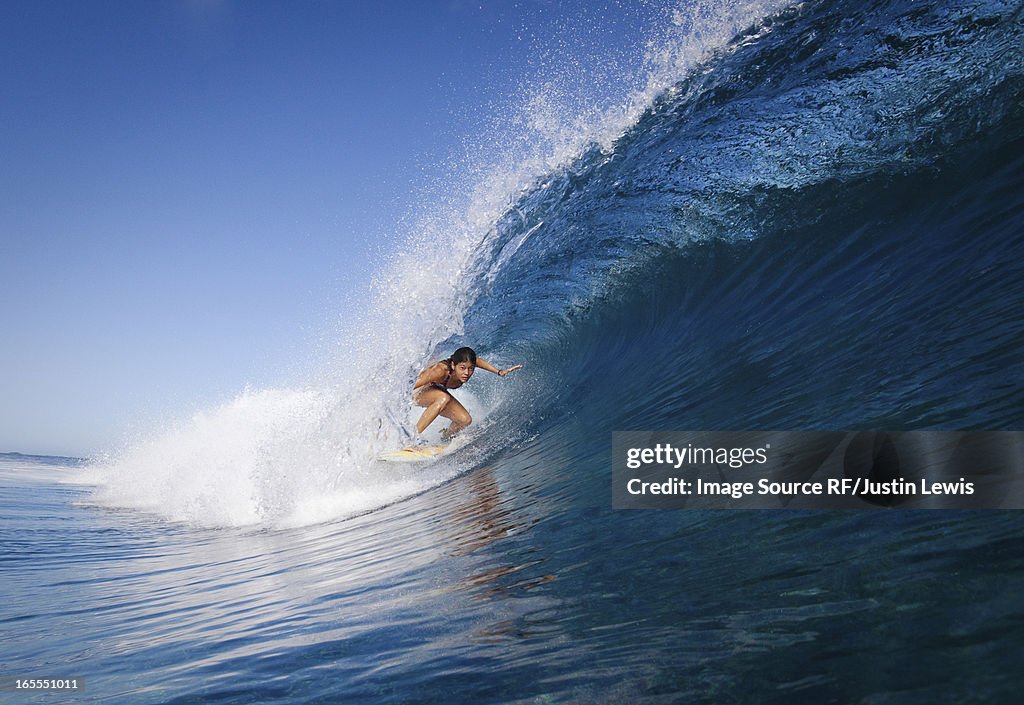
[[77, 0, 1024, 528]]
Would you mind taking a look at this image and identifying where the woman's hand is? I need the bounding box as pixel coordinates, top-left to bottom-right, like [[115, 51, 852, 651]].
[[498, 364, 523, 377]]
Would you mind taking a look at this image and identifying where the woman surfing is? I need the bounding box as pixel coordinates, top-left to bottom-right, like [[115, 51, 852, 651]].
[[413, 347, 522, 440]]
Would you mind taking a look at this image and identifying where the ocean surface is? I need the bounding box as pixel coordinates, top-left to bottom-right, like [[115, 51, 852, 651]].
[[4, 0, 1024, 702]]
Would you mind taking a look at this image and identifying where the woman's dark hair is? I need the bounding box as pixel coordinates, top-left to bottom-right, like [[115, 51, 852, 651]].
[[446, 347, 477, 367]]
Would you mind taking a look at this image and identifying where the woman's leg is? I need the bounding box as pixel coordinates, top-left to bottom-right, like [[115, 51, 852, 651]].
[[413, 388, 472, 436], [439, 395, 472, 439]]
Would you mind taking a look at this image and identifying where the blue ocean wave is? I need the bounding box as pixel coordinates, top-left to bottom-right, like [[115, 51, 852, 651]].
[[84, 0, 1024, 529], [444, 0, 1024, 444]]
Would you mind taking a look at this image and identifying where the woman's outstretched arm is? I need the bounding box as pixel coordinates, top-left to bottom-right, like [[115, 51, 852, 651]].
[[476, 358, 523, 377]]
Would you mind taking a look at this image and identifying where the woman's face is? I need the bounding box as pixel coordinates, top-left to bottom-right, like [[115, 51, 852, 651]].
[[454, 361, 475, 383]]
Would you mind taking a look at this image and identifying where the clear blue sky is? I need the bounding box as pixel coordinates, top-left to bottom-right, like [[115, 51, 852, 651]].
[[0, 1, 663, 457]]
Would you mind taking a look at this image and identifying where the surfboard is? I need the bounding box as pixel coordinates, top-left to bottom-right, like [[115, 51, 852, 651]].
[[377, 444, 449, 464]]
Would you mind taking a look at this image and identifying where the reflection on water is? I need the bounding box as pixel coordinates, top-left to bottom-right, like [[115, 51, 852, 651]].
[[448, 468, 516, 556], [442, 466, 557, 603]]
